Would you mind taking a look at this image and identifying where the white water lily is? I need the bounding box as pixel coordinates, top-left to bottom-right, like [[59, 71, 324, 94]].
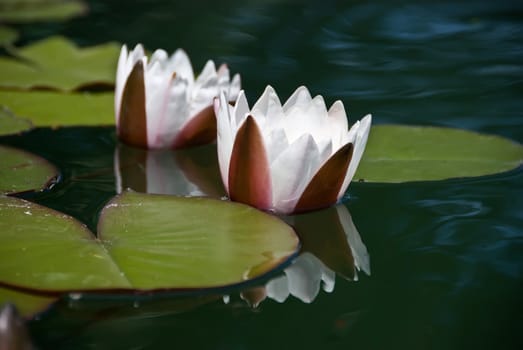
[[115, 44, 241, 149], [215, 85, 371, 214]]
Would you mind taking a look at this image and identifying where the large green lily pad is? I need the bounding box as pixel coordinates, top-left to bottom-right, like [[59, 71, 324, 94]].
[[355, 125, 523, 182], [0, 145, 58, 194], [0, 90, 113, 126], [0, 0, 87, 23], [0, 193, 299, 293], [0, 36, 119, 91], [0, 107, 32, 136]]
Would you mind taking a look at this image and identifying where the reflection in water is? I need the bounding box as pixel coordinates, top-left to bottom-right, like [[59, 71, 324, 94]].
[[236, 205, 370, 306], [114, 143, 225, 198]]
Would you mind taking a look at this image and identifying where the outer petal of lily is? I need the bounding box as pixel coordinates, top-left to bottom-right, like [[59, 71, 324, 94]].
[[294, 142, 354, 213], [117, 60, 148, 147], [172, 105, 216, 149], [115, 44, 145, 123], [339, 114, 372, 196], [228, 115, 272, 210]]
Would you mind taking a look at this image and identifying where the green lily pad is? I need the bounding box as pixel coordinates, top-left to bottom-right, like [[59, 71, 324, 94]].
[[0, 287, 56, 318], [0, 36, 119, 91], [0, 90, 113, 126], [0, 0, 87, 23], [0, 25, 18, 47], [0, 107, 32, 136], [355, 125, 523, 182], [0, 192, 299, 293], [0, 145, 58, 194]]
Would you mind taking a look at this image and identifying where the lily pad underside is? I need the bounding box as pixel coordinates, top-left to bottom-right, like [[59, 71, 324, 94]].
[[355, 125, 523, 182], [0, 192, 299, 295], [0, 145, 58, 195]]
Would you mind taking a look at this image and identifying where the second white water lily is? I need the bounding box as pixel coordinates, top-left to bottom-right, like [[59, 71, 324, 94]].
[[215, 85, 371, 214], [115, 44, 240, 149]]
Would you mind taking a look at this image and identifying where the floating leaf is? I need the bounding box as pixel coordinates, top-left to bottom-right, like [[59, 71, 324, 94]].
[[0, 36, 119, 91], [0, 0, 87, 23], [355, 125, 523, 182], [0, 145, 58, 194], [0, 288, 56, 318], [0, 90, 113, 126], [0, 193, 299, 293], [0, 25, 18, 47], [0, 107, 32, 136]]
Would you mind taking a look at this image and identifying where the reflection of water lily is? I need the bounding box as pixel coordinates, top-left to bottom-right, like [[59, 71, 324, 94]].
[[114, 143, 224, 198], [234, 205, 370, 306], [215, 85, 371, 214], [115, 44, 241, 149]]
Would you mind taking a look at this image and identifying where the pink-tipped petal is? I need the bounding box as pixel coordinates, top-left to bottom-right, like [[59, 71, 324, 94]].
[[118, 60, 148, 148], [228, 115, 272, 210], [171, 105, 216, 149], [294, 142, 354, 213]]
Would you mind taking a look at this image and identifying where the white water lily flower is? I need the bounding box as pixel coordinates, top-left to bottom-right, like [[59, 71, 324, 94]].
[[115, 44, 241, 149], [215, 85, 371, 214]]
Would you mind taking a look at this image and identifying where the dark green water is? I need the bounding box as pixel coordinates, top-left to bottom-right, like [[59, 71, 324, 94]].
[[4, 0, 523, 349]]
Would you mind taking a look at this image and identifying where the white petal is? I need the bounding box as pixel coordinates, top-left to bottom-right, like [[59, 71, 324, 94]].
[[283, 85, 312, 113], [115, 44, 129, 123], [233, 90, 249, 128], [189, 60, 218, 117], [266, 127, 289, 164], [149, 49, 168, 67], [265, 275, 290, 303], [228, 74, 242, 101], [339, 114, 372, 196], [169, 49, 194, 84], [216, 91, 234, 190], [147, 76, 189, 148], [195, 60, 217, 86], [251, 85, 284, 126], [270, 134, 321, 214], [327, 100, 349, 150]]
